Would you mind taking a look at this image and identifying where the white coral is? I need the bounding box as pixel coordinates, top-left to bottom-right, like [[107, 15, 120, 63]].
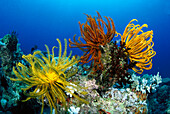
[[68, 106, 80, 114], [66, 83, 77, 97]]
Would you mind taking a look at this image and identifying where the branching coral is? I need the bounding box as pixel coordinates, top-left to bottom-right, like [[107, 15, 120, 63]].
[[120, 19, 156, 74], [10, 39, 88, 114], [69, 12, 116, 73]]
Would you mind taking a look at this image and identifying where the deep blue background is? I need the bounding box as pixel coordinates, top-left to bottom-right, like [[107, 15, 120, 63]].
[[0, 0, 169, 78]]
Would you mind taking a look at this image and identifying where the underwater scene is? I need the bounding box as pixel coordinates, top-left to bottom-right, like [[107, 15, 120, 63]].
[[0, 0, 169, 114]]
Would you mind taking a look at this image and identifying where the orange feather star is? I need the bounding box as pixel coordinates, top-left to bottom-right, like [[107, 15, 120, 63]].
[[69, 12, 116, 73]]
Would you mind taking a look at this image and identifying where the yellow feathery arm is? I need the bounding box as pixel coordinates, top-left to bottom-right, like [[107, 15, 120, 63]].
[[121, 19, 156, 74], [51, 46, 58, 66], [56, 38, 62, 63]]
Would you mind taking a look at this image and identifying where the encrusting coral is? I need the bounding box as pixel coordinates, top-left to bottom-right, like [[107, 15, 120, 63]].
[[10, 39, 88, 114], [69, 12, 116, 73], [120, 19, 156, 74]]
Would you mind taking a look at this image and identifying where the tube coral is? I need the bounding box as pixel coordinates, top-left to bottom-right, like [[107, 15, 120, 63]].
[[69, 12, 116, 73], [120, 19, 156, 74], [10, 39, 88, 114]]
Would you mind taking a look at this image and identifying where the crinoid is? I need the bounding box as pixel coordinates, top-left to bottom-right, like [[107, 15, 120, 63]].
[[120, 19, 156, 74], [69, 12, 116, 73], [10, 39, 88, 114]]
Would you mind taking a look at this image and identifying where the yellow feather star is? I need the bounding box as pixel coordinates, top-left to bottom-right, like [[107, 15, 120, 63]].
[[10, 39, 88, 114], [121, 19, 156, 74]]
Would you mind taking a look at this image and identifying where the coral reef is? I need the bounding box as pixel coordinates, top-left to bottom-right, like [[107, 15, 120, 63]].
[[130, 72, 162, 93], [66, 13, 157, 113], [0, 32, 23, 76], [62, 71, 162, 114], [69, 12, 156, 96], [0, 32, 23, 111], [0, 12, 165, 114], [100, 88, 148, 113], [147, 78, 170, 114]]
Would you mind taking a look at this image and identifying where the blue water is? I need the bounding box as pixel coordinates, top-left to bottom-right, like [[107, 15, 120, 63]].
[[0, 0, 170, 78]]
